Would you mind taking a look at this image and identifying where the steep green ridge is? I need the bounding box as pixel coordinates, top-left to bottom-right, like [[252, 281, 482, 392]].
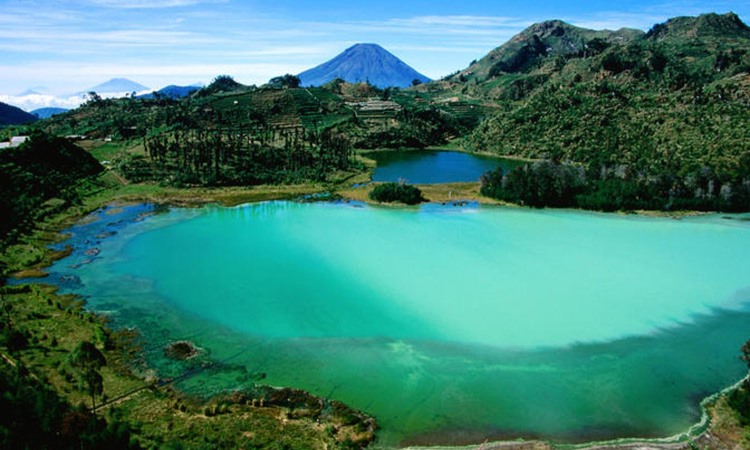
[[449, 20, 643, 84], [460, 12, 750, 162], [0, 133, 103, 243], [0, 101, 37, 126], [444, 12, 750, 211]]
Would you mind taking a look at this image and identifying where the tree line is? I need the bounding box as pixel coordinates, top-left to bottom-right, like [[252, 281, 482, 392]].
[[124, 125, 355, 186], [481, 160, 750, 212]]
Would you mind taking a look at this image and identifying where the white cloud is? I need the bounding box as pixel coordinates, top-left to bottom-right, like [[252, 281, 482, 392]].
[[85, 0, 205, 8], [390, 15, 522, 28], [0, 93, 87, 111], [0, 60, 307, 97], [567, 12, 668, 31]]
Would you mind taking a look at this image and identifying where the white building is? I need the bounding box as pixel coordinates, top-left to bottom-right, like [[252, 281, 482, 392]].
[[10, 136, 28, 147]]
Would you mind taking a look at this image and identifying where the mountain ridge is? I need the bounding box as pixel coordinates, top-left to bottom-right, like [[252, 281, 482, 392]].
[[138, 85, 201, 99], [447, 20, 644, 83], [31, 107, 69, 119], [0, 101, 38, 126], [646, 11, 750, 40]]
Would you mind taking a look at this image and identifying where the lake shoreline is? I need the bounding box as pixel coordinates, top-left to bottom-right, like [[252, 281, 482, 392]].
[[2, 200, 380, 448], [2, 166, 748, 449]]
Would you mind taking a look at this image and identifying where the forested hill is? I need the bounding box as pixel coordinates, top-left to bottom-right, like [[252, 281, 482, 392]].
[[0, 102, 37, 126], [463, 12, 750, 166], [432, 12, 750, 211], [452, 12, 750, 166], [446, 20, 644, 85]]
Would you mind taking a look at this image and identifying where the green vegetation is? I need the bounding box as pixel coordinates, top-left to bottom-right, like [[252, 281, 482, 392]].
[[67, 341, 107, 414], [194, 74, 247, 97], [481, 159, 750, 211], [462, 13, 750, 211], [3, 11, 750, 449], [28, 76, 467, 153], [0, 132, 104, 244], [480, 162, 585, 208], [0, 283, 139, 449], [0, 359, 137, 449], [369, 182, 424, 205], [138, 126, 355, 186], [728, 341, 750, 426]]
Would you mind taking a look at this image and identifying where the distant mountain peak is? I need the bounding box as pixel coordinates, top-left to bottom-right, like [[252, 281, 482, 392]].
[[31, 107, 69, 119], [17, 89, 43, 96], [646, 12, 750, 40], [298, 43, 430, 88], [138, 84, 201, 100], [83, 78, 149, 94]]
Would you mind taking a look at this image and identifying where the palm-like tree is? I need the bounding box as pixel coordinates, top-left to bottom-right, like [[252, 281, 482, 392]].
[[68, 341, 106, 414]]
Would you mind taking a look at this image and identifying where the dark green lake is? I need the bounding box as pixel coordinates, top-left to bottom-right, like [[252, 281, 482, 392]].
[[368, 150, 522, 184]]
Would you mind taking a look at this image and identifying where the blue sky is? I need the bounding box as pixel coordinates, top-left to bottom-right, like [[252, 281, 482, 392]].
[[0, 0, 748, 100]]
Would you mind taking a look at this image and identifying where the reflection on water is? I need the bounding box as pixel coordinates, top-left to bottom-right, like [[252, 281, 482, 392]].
[[368, 149, 522, 184], [41, 202, 750, 447]]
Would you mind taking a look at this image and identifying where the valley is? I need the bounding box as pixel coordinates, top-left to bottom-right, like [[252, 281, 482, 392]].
[[2, 9, 750, 450]]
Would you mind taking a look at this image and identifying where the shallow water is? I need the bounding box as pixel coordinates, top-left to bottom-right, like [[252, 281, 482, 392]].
[[368, 150, 521, 184], [45, 202, 750, 447]]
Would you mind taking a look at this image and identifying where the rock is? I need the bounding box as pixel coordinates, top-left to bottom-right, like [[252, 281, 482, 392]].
[[164, 340, 200, 360]]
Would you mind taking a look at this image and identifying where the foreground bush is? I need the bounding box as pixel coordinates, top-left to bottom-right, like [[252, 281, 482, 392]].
[[369, 182, 424, 205]]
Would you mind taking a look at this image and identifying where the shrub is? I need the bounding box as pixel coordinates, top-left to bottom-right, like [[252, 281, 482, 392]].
[[369, 182, 424, 205]]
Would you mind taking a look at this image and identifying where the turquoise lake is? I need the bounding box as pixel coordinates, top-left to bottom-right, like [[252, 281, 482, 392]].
[[368, 150, 521, 184], [46, 201, 750, 447]]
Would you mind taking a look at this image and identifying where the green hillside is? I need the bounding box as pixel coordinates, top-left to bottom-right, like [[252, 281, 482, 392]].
[[448, 12, 750, 211], [0, 101, 37, 126]]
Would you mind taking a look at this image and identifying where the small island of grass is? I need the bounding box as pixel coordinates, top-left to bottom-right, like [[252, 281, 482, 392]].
[[368, 182, 424, 205]]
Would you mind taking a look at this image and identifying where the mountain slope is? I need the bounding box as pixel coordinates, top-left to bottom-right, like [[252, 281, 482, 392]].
[[646, 12, 750, 40], [0, 101, 37, 126], [138, 85, 201, 99], [31, 107, 68, 119], [464, 12, 750, 161], [460, 12, 750, 211], [449, 20, 643, 83], [298, 43, 430, 88]]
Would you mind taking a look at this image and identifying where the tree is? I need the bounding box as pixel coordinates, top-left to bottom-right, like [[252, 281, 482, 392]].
[[268, 74, 301, 89], [86, 91, 103, 107], [1, 293, 11, 325], [67, 341, 106, 414]]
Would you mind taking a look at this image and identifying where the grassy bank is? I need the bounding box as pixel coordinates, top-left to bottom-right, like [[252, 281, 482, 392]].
[[338, 181, 507, 205], [0, 282, 377, 449]]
